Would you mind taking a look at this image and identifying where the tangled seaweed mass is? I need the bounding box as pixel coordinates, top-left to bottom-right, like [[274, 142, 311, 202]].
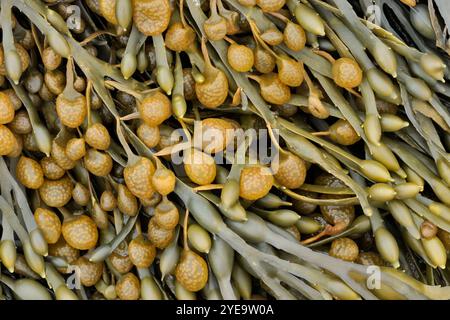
[[1, 0, 450, 300]]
